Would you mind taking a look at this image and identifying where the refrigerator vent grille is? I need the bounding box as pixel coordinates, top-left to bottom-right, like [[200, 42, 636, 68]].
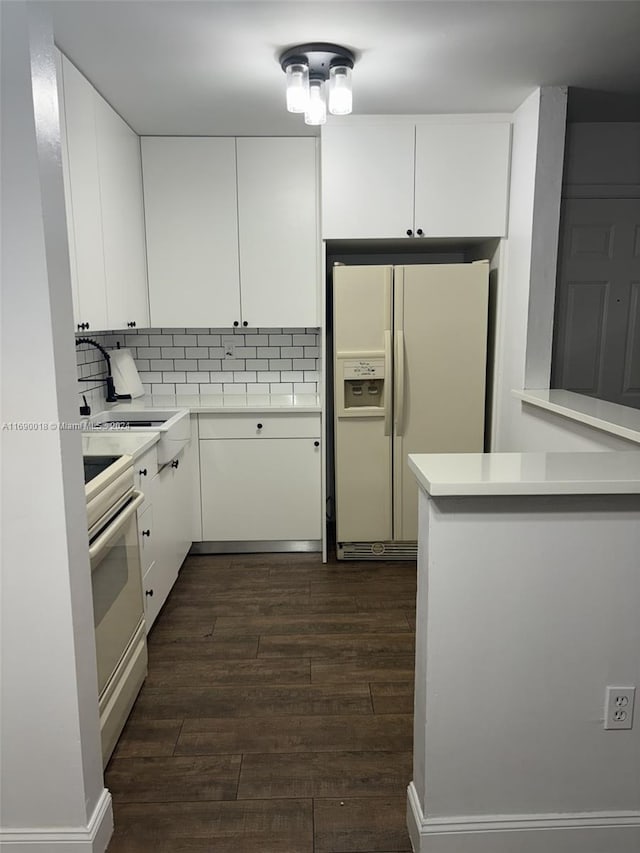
[[339, 542, 417, 561]]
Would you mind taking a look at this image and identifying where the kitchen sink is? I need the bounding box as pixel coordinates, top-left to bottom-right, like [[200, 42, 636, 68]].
[[87, 408, 190, 465]]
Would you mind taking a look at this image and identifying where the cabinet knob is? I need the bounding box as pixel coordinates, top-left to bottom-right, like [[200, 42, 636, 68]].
[[139, 468, 147, 477], [233, 321, 239, 327], [127, 321, 137, 328], [256, 423, 263, 430], [142, 529, 150, 537], [243, 321, 248, 327], [416, 228, 424, 236], [171, 458, 180, 469], [145, 589, 154, 597], [406, 229, 413, 237], [314, 441, 320, 447]]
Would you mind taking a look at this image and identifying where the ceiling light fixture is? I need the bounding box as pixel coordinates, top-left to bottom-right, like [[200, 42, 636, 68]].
[[279, 43, 355, 126]]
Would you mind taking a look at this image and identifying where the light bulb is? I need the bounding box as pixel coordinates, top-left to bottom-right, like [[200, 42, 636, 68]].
[[285, 62, 309, 113], [329, 64, 352, 115], [304, 78, 327, 125]]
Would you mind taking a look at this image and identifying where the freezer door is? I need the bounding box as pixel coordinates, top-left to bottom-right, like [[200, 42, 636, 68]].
[[393, 262, 489, 541], [333, 265, 393, 543]]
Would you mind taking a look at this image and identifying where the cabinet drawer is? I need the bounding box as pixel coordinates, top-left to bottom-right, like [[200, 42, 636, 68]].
[[198, 413, 320, 439]]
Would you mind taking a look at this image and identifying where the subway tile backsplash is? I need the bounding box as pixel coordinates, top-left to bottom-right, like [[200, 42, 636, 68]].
[[76, 327, 320, 411]]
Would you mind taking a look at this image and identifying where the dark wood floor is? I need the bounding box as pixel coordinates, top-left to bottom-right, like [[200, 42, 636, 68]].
[[106, 550, 416, 852]]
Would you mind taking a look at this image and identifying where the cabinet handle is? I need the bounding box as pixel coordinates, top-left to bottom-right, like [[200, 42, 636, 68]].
[[256, 423, 263, 430], [416, 228, 424, 236], [243, 321, 248, 327], [233, 321, 239, 327], [139, 468, 147, 477], [145, 589, 154, 597], [77, 322, 90, 331], [406, 229, 413, 237], [314, 441, 320, 447], [127, 321, 136, 328], [142, 529, 150, 537], [171, 458, 180, 469]]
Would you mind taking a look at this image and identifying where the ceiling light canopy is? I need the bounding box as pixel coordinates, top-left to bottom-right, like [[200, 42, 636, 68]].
[[279, 43, 355, 126]]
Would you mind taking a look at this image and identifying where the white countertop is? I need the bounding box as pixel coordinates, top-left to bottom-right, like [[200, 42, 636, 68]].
[[108, 393, 322, 414], [408, 451, 640, 496], [82, 430, 160, 460], [515, 389, 640, 445]]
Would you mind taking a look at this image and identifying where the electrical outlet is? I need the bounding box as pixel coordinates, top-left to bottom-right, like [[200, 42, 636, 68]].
[[222, 337, 236, 359], [604, 686, 635, 730]]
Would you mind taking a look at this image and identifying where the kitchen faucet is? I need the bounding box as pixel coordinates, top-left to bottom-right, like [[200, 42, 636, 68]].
[[75, 337, 131, 404]]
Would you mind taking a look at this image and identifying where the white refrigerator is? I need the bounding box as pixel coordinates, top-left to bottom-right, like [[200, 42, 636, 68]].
[[333, 262, 489, 559]]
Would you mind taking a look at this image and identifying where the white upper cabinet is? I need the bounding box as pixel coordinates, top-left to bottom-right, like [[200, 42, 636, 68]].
[[413, 122, 512, 238], [57, 52, 149, 332], [94, 98, 149, 330], [141, 137, 241, 328], [58, 53, 107, 331], [321, 117, 512, 239], [142, 137, 320, 329], [236, 137, 319, 328], [321, 123, 415, 239]]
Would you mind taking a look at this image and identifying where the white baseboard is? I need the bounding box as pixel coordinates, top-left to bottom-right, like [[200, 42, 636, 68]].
[[407, 783, 640, 853], [0, 788, 113, 852]]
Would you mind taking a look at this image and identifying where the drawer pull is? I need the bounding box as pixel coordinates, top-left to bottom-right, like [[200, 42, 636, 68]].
[[139, 468, 147, 477], [145, 589, 154, 597], [142, 529, 150, 537], [314, 441, 320, 447], [257, 423, 263, 430]]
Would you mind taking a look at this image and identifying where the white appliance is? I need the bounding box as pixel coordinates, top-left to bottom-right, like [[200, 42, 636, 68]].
[[84, 453, 146, 766], [333, 262, 489, 559]]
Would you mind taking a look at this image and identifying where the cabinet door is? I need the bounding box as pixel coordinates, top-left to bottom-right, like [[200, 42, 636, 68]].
[[95, 98, 149, 331], [200, 438, 322, 541], [321, 123, 415, 239], [236, 138, 319, 327], [414, 122, 511, 237], [142, 137, 241, 328], [59, 55, 108, 331]]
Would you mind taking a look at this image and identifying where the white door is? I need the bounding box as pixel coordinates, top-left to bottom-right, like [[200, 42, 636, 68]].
[[95, 98, 149, 330], [414, 122, 511, 237], [321, 123, 415, 239], [333, 265, 393, 543], [200, 438, 322, 541], [142, 137, 241, 328], [393, 263, 489, 540], [236, 137, 319, 327]]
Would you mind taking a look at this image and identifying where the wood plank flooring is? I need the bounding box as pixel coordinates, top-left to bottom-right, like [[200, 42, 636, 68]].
[[106, 552, 416, 852]]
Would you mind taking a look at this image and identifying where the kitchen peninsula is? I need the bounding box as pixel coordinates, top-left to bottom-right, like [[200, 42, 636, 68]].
[[407, 451, 640, 853]]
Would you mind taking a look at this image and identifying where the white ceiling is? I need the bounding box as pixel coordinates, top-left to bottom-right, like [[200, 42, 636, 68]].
[[50, 1, 640, 136]]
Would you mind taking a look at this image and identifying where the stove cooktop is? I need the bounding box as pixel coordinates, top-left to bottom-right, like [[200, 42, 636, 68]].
[[82, 454, 121, 485]]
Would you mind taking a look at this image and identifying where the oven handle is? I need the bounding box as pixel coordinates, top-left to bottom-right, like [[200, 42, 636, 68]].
[[89, 490, 144, 561]]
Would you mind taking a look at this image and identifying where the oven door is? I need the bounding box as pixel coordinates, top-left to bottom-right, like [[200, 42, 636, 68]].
[[89, 490, 145, 695]]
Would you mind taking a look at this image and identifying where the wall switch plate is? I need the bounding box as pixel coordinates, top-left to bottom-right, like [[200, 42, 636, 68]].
[[222, 337, 236, 359], [604, 686, 635, 730]]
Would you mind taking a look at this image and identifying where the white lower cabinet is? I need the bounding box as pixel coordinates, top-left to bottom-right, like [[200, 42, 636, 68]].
[[199, 413, 322, 544], [136, 439, 193, 631]]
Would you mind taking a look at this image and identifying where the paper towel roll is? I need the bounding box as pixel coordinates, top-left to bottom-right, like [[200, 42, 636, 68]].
[[109, 348, 144, 398]]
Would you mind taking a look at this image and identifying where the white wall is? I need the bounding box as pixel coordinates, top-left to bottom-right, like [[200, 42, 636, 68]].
[[0, 2, 111, 849], [410, 489, 640, 852], [492, 88, 639, 452]]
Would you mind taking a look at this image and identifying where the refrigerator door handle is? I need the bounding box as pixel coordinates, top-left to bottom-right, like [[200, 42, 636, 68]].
[[384, 329, 392, 436], [395, 330, 405, 436]]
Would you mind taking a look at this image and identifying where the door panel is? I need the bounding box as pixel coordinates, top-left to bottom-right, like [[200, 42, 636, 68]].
[[393, 263, 489, 541], [553, 198, 640, 408]]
